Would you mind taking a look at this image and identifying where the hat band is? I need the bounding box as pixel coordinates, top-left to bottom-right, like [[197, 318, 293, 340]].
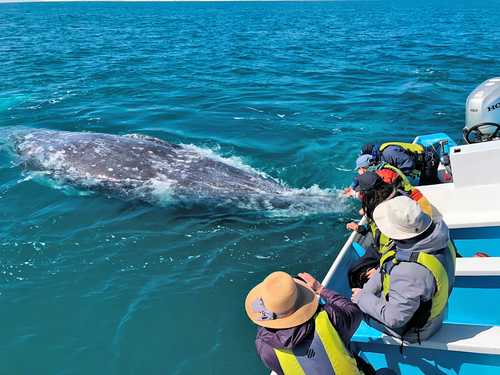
[[252, 297, 297, 321]]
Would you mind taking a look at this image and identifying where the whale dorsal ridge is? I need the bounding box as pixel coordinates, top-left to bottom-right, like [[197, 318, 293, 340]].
[[123, 133, 179, 148]]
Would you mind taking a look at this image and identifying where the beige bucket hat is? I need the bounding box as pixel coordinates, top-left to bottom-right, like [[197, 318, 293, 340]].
[[373, 195, 432, 240], [245, 271, 319, 329]]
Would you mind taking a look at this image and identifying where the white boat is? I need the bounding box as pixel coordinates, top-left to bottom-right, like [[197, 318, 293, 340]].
[[322, 133, 500, 374]]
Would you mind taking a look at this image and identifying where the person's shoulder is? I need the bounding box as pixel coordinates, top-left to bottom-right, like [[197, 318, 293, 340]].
[[393, 260, 432, 279], [255, 328, 274, 356], [255, 326, 270, 343]]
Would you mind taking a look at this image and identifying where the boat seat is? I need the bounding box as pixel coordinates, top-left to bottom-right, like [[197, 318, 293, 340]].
[[418, 182, 500, 229], [354, 322, 500, 355], [455, 257, 500, 276]]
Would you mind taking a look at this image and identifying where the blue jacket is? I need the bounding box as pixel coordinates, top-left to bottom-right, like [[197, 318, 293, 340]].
[[374, 144, 415, 175]]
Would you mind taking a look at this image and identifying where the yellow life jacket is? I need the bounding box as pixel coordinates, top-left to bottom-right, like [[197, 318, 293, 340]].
[[379, 142, 425, 155], [380, 241, 455, 323], [369, 221, 393, 255], [376, 163, 433, 217], [378, 163, 413, 192], [274, 311, 362, 375], [379, 143, 426, 180]]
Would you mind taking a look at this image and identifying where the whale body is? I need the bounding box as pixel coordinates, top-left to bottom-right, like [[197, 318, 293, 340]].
[[12, 130, 298, 209]]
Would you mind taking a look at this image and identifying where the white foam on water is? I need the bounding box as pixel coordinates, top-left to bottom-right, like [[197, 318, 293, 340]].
[[255, 255, 271, 259], [266, 185, 348, 217], [141, 178, 176, 205], [180, 144, 274, 180], [27, 171, 94, 196], [335, 166, 352, 172], [246, 106, 264, 113], [217, 183, 348, 217]]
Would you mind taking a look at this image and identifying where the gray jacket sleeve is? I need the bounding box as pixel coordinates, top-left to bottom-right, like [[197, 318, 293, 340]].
[[355, 262, 435, 329]]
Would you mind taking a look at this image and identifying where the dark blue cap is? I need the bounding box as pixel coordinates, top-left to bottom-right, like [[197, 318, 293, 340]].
[[355, 171, 384, 192]]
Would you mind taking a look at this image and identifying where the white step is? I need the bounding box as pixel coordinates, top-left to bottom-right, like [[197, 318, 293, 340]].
[[418, 182, 500, 229], [455, 257, 500, 276], [381, 323, 500, 355]]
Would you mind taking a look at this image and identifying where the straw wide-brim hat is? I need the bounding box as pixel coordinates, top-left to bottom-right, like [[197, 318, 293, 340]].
[[245, 271, 319, 329], [373, 195, 432, 240]]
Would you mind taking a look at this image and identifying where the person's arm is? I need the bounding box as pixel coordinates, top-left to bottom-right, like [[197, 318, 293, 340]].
[[343, 177, 360, 198], [355, 268, 382, 296], [354, 263, 431, 329], [410, 188, 433, 217], [346, 222, 369, 235], [256, 336, 284, 375], [351, 176, 360, 190], [298, 273, 362, 345], [320, 288, 363, 344]]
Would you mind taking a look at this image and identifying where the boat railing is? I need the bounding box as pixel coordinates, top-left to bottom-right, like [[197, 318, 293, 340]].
[[322, 216, 367, 286]]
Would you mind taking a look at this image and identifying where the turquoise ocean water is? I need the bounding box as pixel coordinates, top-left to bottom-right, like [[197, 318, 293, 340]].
[[0, 1, 500, 374]]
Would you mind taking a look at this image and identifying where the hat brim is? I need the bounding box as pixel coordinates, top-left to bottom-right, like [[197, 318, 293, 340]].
[[374, 204, 432, 240], [355, 164, 369, 171], [245, 279, 319, 329]]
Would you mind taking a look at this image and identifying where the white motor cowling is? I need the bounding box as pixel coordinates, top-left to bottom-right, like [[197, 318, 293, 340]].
[[464, 77, 500, 143]]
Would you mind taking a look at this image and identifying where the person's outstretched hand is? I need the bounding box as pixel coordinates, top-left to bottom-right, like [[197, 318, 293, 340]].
[[346, 222, 359, 232], [298, 272, 324, 294], [343, 187, 355, 197]]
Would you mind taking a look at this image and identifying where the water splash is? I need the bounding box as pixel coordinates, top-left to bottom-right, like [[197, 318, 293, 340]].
[[258, 185, 348, 217]]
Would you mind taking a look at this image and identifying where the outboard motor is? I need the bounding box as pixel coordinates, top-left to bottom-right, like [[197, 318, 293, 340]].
[[464, 77, 500, 144]]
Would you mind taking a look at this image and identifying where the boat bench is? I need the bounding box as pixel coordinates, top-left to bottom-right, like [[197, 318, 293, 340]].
[[354, 322, 500, 355], [384, 323, 500, 355], [455, 257, 500, 276]]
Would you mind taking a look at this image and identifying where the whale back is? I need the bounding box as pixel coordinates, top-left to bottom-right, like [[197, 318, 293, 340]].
[[13, 130, 287, 204], [15, 131, 178, 183]]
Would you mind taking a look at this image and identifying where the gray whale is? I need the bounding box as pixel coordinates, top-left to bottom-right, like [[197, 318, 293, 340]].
[[11, 130, 293, 209], [12, 130, 345, 214]]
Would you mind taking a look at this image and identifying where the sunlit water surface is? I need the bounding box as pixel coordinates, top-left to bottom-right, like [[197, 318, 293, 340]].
[[0, 1, 499, 374]]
